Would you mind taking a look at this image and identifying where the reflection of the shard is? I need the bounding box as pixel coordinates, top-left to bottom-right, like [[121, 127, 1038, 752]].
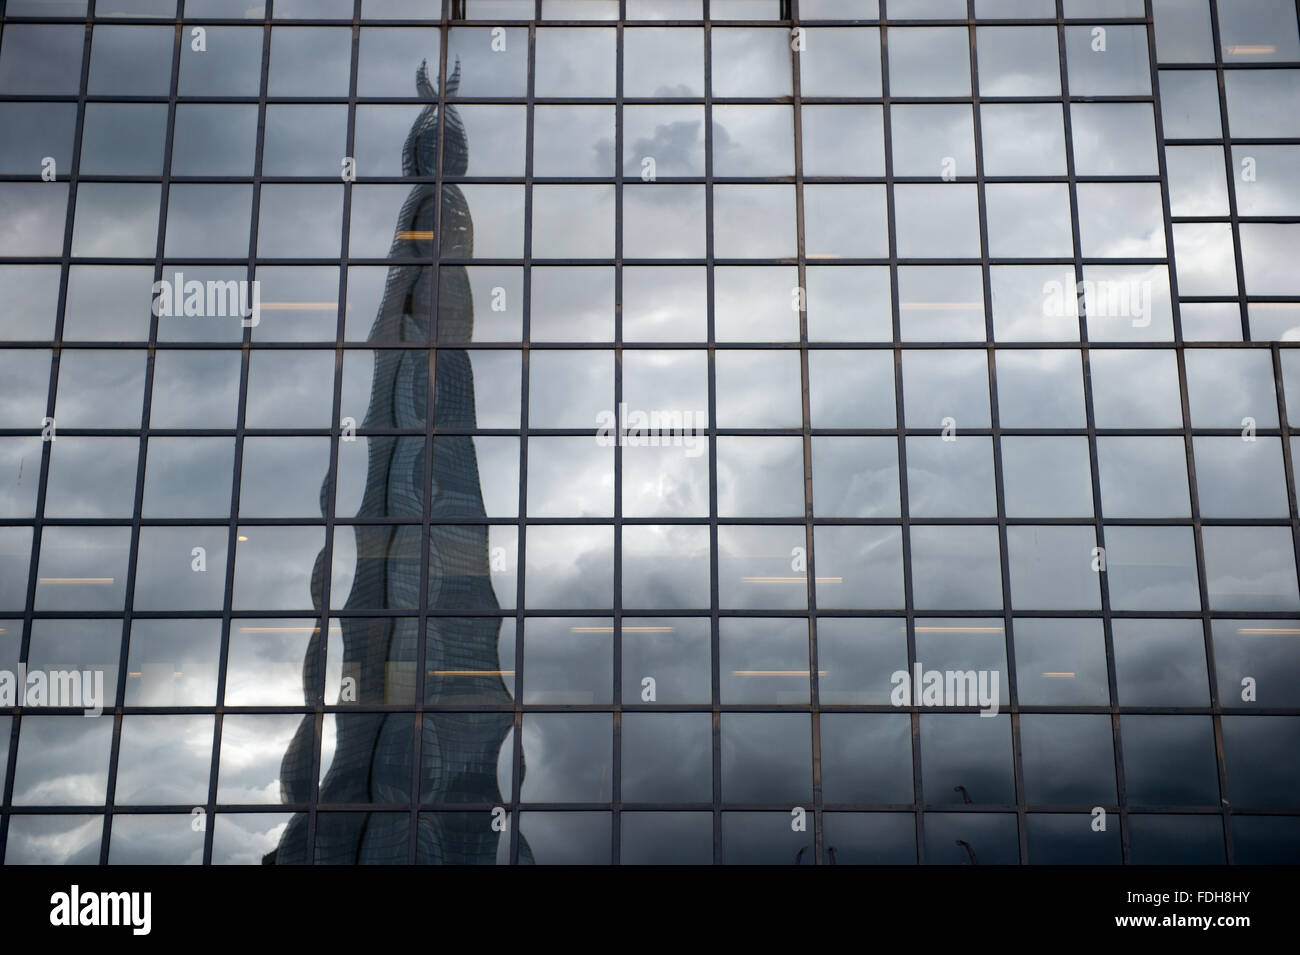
[[270, 62, 521, 864]]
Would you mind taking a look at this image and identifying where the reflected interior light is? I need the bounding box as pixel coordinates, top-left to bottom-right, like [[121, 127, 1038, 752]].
[[1042, 672, 1076, 679], [1225, 44, 1277, 54], [257, 302, 340, 311], [397, 230, 436, 240], [238, 626, 342, 633], [237, 535, 249, 542], [731, 669, 827, 677], [1237, 627, 1300, 634], [430, 669, 515, 677], [914, 626, 1003, 632], [128, 671, 142, 678], [742, 576, 843, 584], [900, 302, 983, 310], [569, 625, 675, 633], [38, 577, 115, 585]]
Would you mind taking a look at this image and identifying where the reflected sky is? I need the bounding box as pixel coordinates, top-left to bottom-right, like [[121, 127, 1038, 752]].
[[1, 2, 1298, 867]]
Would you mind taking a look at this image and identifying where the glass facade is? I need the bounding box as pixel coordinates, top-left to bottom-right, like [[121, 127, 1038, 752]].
[[0, 0, 1298, 865]]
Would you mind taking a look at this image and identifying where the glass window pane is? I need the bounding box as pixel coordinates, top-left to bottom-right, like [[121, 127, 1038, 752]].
[[910, 526, 1003, 611], [1219, 0, 1300, 62], [625, 27, 703, 97], [889, 28, 969, 96], [89, 25, 173, 95], [1065, 25, 1150, 95], [1121, 716, 1219, 806], [1104, 526, 1201, 611], [1020, 715, 1116, 806], [535, 28, 615, 97], [622, 618, 711, 704], [1001, 437, 1094, 518], [977, 27, 1060, 95], [920, 715, 1015, 806], [715, 28, 793, 98], [1202, 527, 1300, 612], [0, 24, 85, 95], [179, 26, 262, 96], [1007, 526, 1101, 611], [1158, 70, 1222, 138], [80, 103, 168, 176], [268, 27, 352, 97], [1014, 618, 1109, 705], [1113, 619, 1209, 706], [721, 713, 812, 804]]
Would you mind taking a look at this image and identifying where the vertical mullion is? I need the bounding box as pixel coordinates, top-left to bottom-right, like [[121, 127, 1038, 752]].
[[507, 5, 538, 867], [610, 0, 625, 868], [702, 0, 722, 868], [205, 2, 267, 864], [1275, 346, 1300, 626], [967, 0, 1026, 866], [1154, 0, 1232, 865], [1, 0, 98, 862], [878, 0, 922, 867], [297, 0, 355, 864], [787, 0, 821, 867], [195, 0, 243, 865], [248, 0, 311, 863], [1055, 0, 1132, 866], [1204, 0, 1250, 342], [407, 0, 451, 868], [98, 0, 185, 866]]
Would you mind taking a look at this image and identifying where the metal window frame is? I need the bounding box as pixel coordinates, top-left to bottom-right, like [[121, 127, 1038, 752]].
[[0, 0, 1297, 865]]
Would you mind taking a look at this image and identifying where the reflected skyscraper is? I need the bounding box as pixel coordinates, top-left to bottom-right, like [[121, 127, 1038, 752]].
[[271, 61, 521, 865]]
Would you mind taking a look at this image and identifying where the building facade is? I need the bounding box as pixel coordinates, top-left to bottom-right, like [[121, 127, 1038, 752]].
[[0, 0, 1298, 864]]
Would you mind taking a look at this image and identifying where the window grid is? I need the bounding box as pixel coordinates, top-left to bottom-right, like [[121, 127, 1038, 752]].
[[0, 0, 1295, 865]]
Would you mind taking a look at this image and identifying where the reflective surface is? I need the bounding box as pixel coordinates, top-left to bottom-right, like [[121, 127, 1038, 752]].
[[0, 0, 1297, 867]]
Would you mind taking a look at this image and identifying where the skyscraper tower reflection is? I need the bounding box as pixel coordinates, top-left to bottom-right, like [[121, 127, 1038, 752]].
[[270, 61, 522, 865]]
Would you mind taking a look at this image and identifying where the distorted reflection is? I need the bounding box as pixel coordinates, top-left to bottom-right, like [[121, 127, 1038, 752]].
[[269, 61, 519, 865]]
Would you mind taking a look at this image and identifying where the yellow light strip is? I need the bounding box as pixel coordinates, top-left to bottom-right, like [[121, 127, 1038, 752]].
[[39, 577, 114, 585], [1226, 44, 1276, 54], [915, 626, 1004, 632], [1042, 672, 1076, 679], [238, 626, 342, 633], [1237, 628, 1300, 634], [430, 669, 515, 677], [397, 230, 436, 240], [569, 626, 675, 633]]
